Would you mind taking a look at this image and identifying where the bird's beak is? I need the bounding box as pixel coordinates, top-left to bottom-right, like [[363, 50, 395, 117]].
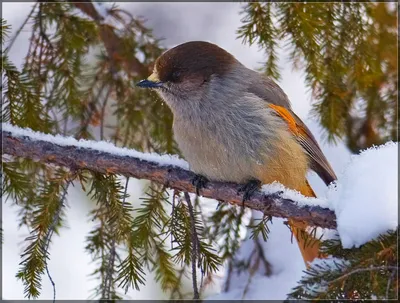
[[136, 72, 164, 88]]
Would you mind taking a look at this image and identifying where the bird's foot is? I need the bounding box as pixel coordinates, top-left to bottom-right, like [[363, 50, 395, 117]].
[[237, 179, 262, 207], [191, 174, 209, 196]]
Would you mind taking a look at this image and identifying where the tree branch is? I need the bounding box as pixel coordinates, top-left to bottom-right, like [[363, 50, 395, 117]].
[[72, 2, 149, 77], [2, 128, 337, 229]]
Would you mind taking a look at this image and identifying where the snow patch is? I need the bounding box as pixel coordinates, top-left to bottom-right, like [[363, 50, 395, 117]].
[[306, 227, 339, 241], [328, 141, 398, 248], [261, 182, 331, 209], [308, 256, 350, 271]]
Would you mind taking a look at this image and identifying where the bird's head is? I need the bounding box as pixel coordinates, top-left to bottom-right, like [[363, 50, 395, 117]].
[[136, 41, 239, 110]]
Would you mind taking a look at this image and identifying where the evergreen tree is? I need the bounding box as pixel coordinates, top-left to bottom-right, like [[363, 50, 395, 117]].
[[1, 1, 398, 300]]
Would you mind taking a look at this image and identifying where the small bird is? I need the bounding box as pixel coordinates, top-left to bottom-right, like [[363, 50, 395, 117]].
[[136, 41, 337, 265]]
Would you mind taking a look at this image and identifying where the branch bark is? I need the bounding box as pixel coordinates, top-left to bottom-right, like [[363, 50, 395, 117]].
[[2, 129, 337, 229]]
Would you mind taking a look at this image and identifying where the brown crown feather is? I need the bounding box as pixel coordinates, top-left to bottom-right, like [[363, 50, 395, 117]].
[[155, 41, 238, 83]]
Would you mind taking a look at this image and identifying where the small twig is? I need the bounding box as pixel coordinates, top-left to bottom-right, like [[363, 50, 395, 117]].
[[43, 179, 72, 303], [170, 190, 179, 250], [223, 260, 234, 292], [63, 115, 69, 137], [38, 3, 54, 50], [50, 108, 61, 134], [194, 195, 209, 238], [170, 267, 186, 300], [36, 10, 45, 94], [100, 86, 112, 140], [386, 268, 396, 300], [254, 236, 273, 276], [241, 231, 273, 299], [184, 192, 200, 300], [199, 267, 205, 294], [241, 263, 256, 300], [103, 237, 117, 299], [79, 78, 107, 138], [325, 266, 398, 286], [4, 3, 38, 56], [199, 271, 214, 295]]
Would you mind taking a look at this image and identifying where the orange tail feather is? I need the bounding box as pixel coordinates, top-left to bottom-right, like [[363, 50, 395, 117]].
[[289, 180, 323, 266]]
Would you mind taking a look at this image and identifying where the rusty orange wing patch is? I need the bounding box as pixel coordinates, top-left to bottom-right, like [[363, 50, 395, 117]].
[[268, 104, 337, 185], [269, 104, 303, 135]]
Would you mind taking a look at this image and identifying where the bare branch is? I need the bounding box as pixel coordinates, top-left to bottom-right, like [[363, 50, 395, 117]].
[[2, 129, 337, 229]]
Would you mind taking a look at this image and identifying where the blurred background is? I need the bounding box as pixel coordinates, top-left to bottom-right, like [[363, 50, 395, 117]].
[[1, 1, 397, 300]]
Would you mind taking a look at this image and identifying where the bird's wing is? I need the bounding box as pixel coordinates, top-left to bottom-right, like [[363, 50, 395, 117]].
[[268, 104, 337, 185], [248, 77, 337, 185]]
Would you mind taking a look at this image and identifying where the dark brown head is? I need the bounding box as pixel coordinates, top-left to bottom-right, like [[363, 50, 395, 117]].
[[136, 41, 238, 102]]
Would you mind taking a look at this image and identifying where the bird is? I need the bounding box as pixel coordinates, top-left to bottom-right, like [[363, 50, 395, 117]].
[[136, 41, 337, 266]]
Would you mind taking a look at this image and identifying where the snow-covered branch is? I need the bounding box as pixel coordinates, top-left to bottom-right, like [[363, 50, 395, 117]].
[[1, 124, 337, 229]]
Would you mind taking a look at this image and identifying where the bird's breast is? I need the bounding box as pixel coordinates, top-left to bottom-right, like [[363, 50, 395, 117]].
[[172, 102, 279, 183]]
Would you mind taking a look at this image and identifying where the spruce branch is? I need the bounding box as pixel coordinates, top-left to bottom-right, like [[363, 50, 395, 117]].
[[15, 168, 72, 299], [184, 192, 200, 300], [2, 128, 337, 229], [325, 266, 399, 286]]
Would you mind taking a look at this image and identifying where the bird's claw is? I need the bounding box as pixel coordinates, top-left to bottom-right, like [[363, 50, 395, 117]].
[[191, 174, 209, 196], [237, 179, 262, 207]]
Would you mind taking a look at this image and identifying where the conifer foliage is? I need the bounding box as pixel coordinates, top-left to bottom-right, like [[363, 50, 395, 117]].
[[1, 1, 398, 300], [289, 228, 398, 300], [238, 2, 398, 152]]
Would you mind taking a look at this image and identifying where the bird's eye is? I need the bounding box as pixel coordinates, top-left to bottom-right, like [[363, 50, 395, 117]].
[[171, 71, 181, 82]]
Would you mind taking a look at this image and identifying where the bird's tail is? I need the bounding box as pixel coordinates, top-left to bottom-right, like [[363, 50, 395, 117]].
[[289, 180, 324, 266]]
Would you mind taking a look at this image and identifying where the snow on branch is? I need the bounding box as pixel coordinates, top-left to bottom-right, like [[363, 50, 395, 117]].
[[1, 123, 337, 229]]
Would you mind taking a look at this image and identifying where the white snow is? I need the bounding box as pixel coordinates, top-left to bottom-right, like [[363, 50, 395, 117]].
[[303, 283, 328, 296], [327, 141, 398, 248], [1, 123, 189, 170], [261, 182, 331, 209], [307, 227, 339, 241], [308, 256, 350, 271]]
